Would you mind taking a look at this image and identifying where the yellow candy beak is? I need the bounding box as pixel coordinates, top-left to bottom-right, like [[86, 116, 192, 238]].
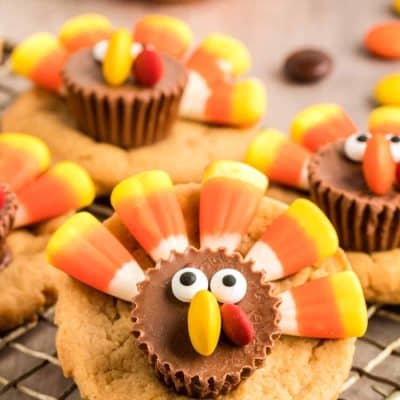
[[188, 290, 221, 356]]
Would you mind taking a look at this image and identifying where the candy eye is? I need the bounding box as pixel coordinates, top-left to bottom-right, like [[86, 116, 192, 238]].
[[171, 267, 208, 302], [210, 268, 247, 304], [385, 134, 400, 162], [344, 133, 371, 162], [93, 40, 142, 62]]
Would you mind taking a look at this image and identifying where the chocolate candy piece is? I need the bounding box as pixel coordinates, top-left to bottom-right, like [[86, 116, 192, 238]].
[[284, 49, 333, 83]]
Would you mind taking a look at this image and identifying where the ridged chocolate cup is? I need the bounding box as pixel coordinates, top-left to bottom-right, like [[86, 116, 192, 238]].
[[308, 140, 400, 252], [0, 184, 17, 270], [132, 247, 280, 398], [63, 49, 187, 149]]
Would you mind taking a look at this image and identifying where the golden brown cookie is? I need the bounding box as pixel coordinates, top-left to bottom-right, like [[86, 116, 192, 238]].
[[55, 184, 355, 400], [0, 216, 66, 330], [2, 89, 259, 194]]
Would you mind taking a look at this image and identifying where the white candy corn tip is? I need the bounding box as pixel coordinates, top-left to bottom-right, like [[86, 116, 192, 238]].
[[277, 291, 298, 335], [180, 71, 210, 120], [201, 233, 241, 254], [108, 260, 146, 301], [150, 235, 189, 261], [245, 241, 283, 281]]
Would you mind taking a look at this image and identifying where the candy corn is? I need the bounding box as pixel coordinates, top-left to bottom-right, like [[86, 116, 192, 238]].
[[278, 271, 367, 338], [245, 129, 311, 190], [134, 15, 192, 60], [200, 161, 268, 252], [0, 133, 51, 192], [290, 104, 356, 152], [59, 14, 113, 53], [47, 212, 145, 301], [102, 29, 133, 86], [14, 162, 95, 227], [368, 106, 400, 134], [180, 77, 267, 127], [11, 33, 68, 92], [246, 199, 338, 281], [111, 171, 188, 261], [187, 33, 251, 86]]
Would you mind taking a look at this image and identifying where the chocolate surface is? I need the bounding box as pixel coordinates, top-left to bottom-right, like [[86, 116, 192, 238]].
[[0, 185, 17, 271], [63, 49, 187, 149], [309, 140, 400, 252], [284, 49, 332, 83], [132, 247, 280, 398]]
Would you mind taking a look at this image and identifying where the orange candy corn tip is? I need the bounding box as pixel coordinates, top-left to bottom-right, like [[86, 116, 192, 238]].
[[180, 77, 267, 127], [46, 212, 145, 301], [14, 161, 95, 227], [0, 133, 51, 192], [362, 134, 395, 195], [290, 104, 356, 152], [245, 129, 311, 190], [59, 14, 113, 53], [187, 33, 251, 85], [200, 161, 268, 253], [111, 171, 188, 261], [246, 199, 338, 281], [368, 106, 400, 134], [278, 271, 367, 339], [134, 15, 192, 60], [11, 33, 67, 91]]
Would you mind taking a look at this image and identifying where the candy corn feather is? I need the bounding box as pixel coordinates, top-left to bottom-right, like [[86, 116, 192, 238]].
[[11, 33, 68, 92], [46, 212, 145, 301], [111, 171, 188, 261], [246, 199, 338, 280], [14, 161, 95, 227], [278, 271, 367, 338], [245, 129, 311, 190], [291, 104, 356, 152], [0, 133, 51, 192], [200, 161, 268, 253]]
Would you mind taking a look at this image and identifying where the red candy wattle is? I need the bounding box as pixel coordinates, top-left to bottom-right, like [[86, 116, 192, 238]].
[[132, 48, 164, 87], [221, 303, 254, 346], [396, 163, 400, 187], [0, 187, 5, 210]]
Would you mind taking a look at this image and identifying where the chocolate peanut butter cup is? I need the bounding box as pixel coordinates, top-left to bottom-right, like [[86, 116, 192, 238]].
[[0, 184, 17, 270], [63, 49, 187, 149], [132, 247, 280, 399], [308, 140, 400, 252]]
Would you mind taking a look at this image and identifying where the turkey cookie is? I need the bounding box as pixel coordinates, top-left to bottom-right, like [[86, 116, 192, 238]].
[[245, 104, 356, 204], [0, 133, 95, 330], [49, 161, 367, 399], [308, 133, 400, 304]]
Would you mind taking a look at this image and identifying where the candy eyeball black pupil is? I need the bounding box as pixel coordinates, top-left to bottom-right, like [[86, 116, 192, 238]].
[[357, 134, 369, 142], [222, 274, 236, 287], [180, 271, 196, 286], [391, 136, 400, 143]]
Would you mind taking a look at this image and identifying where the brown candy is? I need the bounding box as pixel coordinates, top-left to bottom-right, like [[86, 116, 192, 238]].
[[284, 49, 333, 83]]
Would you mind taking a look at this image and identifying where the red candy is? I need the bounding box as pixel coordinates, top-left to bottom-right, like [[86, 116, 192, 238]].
[[132, 48, 164, 87], [0, 187, 5, 210], [221, 303, 254, 346]]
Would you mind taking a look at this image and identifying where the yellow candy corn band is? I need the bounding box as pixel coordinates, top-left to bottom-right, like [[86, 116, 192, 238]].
[[369, 106, 400, 129], [139, 15, 192, 48], [286, 199, 338, 259], [202, 161, 268, 192], [0, 133, 51, 170], [291, 104, 341, 144], [188, 290, 221, 356], [50, 162, 96, 206], [245, 129, 287, 172], [111, 170, 173, 205], [200, 33, 251, 76], [11, 33, 59, 76], [331, 271, 368, 337], [59, 14, 112, 42], [46, 212, 97, 260], [231, 79, 267, 126]]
